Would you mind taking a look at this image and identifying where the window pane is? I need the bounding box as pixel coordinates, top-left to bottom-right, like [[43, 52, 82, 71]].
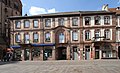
[[16, 34, 20, 42], [59, 18, 64, 26], [105, 30, 110, 39], [104, 16, 110, 24], [85, 31, 90, 40], [33, 20, 38, 28], [72, 32, 78, 41], [59, 33, 64, 43], [33, 33, 39, 42], [45, 33, 50, 42], [45, 19, 51, 27], [15, 21, 21, 28], [72, 18, 78, 26], [24, 20, 30, 28], [25, 34, 30, 43]]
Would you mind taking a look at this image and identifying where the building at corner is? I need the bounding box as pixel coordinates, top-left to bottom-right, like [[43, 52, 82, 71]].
[[0, 0, 22, 60], [9, 6, 120, 61]]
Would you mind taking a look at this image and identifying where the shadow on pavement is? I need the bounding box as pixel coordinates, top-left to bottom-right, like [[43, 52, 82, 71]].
[[0, 61, 19, 65]]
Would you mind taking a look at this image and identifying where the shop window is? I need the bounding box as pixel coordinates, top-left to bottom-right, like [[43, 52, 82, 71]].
[[44, 49, 52, 59], [32, 48, 40, 57]]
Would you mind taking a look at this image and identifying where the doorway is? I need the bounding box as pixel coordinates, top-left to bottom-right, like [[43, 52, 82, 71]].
[[24, 49, 30, 60], [85, 46, 90, 60], [73, 47, 79, 60], [118, 46, 120, 59], [95, 46, 100, 59], [57, 47, 66, 60]]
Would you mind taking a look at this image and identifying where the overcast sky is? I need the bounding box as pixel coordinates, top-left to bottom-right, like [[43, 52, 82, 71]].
[[21, 0, 120, 16]]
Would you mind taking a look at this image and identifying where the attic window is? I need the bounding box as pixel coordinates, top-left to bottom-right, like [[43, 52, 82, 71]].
[[117, 7, 120, 10]]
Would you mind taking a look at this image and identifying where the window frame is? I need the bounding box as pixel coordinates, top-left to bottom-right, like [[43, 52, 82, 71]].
[[59, 33, 65, 43], [72, 18, 78, 26], [15, 33, 21, 43], [58, 18, 64, 26], [33, 32, 39, 43], [95, 16, 101, 25], [24, 33, 30, 44], [104, 29, 111, 40], [24, 20, 30, 28], [15, 21, 21, 29], [85, 17, 91, 25], [33, 20, 39, 28], [72, 31, 78, 41], [45, 19, 51, 27], [85, 30, 91, 41], [45, 32, 51, 42], [104, 16, 110, 24]]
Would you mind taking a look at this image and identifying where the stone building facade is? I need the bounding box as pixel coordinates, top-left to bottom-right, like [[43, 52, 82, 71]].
[[9, 7, 120, 61], [0, 0, 22, 60]]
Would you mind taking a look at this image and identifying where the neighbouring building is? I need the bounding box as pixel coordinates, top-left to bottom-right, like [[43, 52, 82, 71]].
[[0, 0, 22, 60], [8, 5, 120, 61]]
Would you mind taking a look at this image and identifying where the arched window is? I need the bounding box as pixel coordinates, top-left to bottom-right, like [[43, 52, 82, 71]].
[[59, 33, 65, 43]]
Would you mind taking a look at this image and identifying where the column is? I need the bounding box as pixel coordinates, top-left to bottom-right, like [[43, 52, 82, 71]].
[[99, 50, 102, 59], [92, 43, 95, 59], [29, 48, 32, 61], [52, 46, 56, 60], [21, 49, 25, 61], [67, 46, 70, 60], [40, 48, 44, 61]]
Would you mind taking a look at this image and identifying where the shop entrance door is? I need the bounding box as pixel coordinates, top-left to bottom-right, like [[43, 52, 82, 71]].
[[24, 49, 30, 60], [57, 47, 66, 60], [118, 46, 120, 59], [95, 46, 100, 59]]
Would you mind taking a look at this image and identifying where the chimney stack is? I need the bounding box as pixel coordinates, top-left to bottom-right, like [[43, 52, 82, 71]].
[[102, 4, 109, 11]]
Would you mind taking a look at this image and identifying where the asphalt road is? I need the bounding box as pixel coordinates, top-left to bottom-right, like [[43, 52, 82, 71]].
[[0, 60, 120, 73]]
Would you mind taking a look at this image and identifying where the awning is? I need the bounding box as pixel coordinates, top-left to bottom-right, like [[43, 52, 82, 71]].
[[10, 45, 21, 49], [31, 43, 55, 47]]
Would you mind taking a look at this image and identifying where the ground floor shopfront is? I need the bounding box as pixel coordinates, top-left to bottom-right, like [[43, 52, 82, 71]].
[[10, 43, 119, 61]]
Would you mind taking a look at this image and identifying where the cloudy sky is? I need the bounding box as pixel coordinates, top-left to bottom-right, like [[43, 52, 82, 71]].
[[21, 0, 120, 16]]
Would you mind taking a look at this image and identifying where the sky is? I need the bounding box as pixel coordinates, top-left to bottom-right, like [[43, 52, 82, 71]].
[[21, 0, 120, 16]]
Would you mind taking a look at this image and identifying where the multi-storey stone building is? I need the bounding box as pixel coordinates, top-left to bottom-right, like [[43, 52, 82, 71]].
[[9, 6, 120, 61], [0, 0, 22, 60]]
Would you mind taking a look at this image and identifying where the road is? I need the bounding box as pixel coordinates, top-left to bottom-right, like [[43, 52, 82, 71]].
[[0, 60, 120, 73]]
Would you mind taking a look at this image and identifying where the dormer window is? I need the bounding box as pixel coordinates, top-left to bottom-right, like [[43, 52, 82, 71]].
[[85, 17, 91, 25]]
